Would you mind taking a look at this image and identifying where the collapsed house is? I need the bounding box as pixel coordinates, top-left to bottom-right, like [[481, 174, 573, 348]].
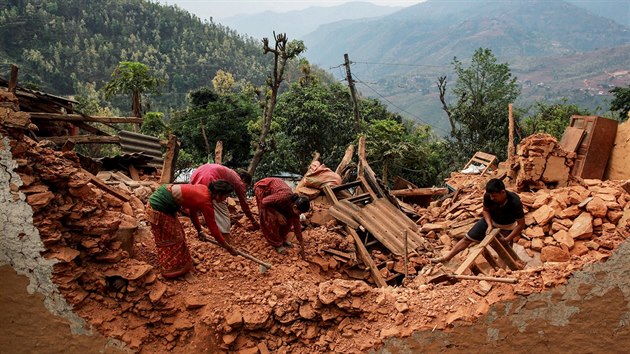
[[2, 69, 630, 353]]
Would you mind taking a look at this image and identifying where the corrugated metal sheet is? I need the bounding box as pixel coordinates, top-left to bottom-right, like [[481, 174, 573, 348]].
[[97, 152, 155, 171], [118, 131, 163, 169]]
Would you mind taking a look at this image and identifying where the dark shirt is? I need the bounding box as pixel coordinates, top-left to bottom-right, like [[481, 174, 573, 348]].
[[483, 191, 525, 225]]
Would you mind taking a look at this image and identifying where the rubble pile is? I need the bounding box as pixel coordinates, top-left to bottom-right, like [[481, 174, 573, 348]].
[[511, 133, 576, 191], [3, 88, 630, 354]]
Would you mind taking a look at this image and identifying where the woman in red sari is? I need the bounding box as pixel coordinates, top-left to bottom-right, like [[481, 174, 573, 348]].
[[254, 177, 310, 258], [146, 180, 237, 278]]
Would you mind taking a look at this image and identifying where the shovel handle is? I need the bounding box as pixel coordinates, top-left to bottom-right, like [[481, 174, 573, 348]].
[[203, 236, 272, 269], [451, 274, 518, 283]]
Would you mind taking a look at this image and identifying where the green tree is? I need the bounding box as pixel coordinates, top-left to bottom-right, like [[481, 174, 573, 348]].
[[522, 100, 591, 139], [212, 70, 236, 95], [171, 87, 260, 168], [268, 81, 356, 174], [102, 61, 164, 117], [365, 119, 447, 187], [438, 48, 520, 163], [140, 112, 170, 139], [610, 85, 630, 120]]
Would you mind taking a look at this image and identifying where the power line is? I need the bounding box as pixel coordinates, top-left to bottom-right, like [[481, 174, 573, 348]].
[[352, 60, 450, 69], [352, 73, 450, 136]]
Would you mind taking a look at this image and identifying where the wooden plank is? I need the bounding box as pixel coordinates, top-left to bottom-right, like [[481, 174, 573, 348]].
[[8, 65, 18, 93], [329, 205, 360, 229], [28, 112, 144, 124], [391, 187, 448, 197], [82, 169, 130, 202], [160, 134, 179, 184], [489, 238, 520, 270], [43, 135, 121, 144], [358, 176, 378, 201], [323, 184, 339, 204], [454, 229, 500, 275], [559, 126, 586, 153], [355, 207, 405, 255], [323, 248, 357, 262], [345, 227, 387, 288]]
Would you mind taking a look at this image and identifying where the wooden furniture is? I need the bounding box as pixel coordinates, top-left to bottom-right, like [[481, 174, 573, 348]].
[[462, 151, 497, 176], [568, 116, 618, 179], [454, 229, 522, 276]]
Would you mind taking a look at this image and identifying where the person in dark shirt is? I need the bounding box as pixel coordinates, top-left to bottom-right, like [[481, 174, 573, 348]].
[[432, 178, 525, 263]]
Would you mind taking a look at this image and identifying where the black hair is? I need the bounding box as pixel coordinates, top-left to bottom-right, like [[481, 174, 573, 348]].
[[237, 169, 252, 185], [209, 179, 234, 196], [485, 178, 506, 194], [291, 194, 310, 213]]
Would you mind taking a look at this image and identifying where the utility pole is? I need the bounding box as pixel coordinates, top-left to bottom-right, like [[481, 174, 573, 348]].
[[344, 53, 361, 133]]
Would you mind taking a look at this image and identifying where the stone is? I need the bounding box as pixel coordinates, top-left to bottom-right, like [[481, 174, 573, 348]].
[[298, 303, 317, 320], [473, 280, 493, 296], [586, 197, 608, 218], [570, 242, 589, 256], [559, 205, 581, 219], [540, 246, 570, 262], [420, 223, 446, 233], [242, 307, 271, 330], [439, 234, 452, 247], [185, 297, 206, 309], [568, 212, 593, 239], [532, 194, 551, 209], [552, 230, 574, 249], [47, 247, 81, 263], [380, 327, 400, 339], [524, 226, 545, 238], [26, 191, 54, 207], [226, 310, 244, 329], [149, 282, 167, 303], [257, 342, 271, 354], [394, 301, 409, 313], [531, 238, 544, 251], [223, 333, 238, 345], [122, 202, 134, 216]]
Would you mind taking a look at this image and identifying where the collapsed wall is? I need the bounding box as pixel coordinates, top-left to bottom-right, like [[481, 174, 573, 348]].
[[0, 110, 88, 335]]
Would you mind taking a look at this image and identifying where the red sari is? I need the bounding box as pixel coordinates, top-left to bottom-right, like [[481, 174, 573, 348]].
[[254, 178, 302, 247], [145, 203, 192, 278], [146, 184, 225, 278]]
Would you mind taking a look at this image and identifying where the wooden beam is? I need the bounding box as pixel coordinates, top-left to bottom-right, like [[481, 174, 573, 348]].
[[160, 134, 179, 184], [8, 65, 18, 93], [391, 188, 448, 197], [214, 140, 223, 165], [357, 136, 366, 176], [508, 103, 515, 160], [43, 135, 121, 144], [28, 112, 144, 124], [335, 144, 354, 176], [81, 169, 130, 202], [345, 227, 387, 288]]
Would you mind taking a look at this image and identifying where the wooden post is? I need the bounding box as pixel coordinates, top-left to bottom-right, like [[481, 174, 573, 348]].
[[344, 54, 361, 133], [346, 227, 387, 288], [357, 135, 366, 176], [508, 103, 515, 160], [8, 65, 18, 93], [214, 140, 223, 165], [160, 134, 179, 184]]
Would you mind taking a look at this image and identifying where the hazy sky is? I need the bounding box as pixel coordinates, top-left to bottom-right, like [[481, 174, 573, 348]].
[[161, 0, 424, 20]]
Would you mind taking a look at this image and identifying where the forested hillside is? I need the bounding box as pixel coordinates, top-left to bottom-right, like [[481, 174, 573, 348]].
[[0, 0, 271, 109]]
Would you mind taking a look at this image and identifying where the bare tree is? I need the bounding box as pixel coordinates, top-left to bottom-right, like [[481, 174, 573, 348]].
[[437, 76, 455, 133], [248, 32, 305, 177]]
